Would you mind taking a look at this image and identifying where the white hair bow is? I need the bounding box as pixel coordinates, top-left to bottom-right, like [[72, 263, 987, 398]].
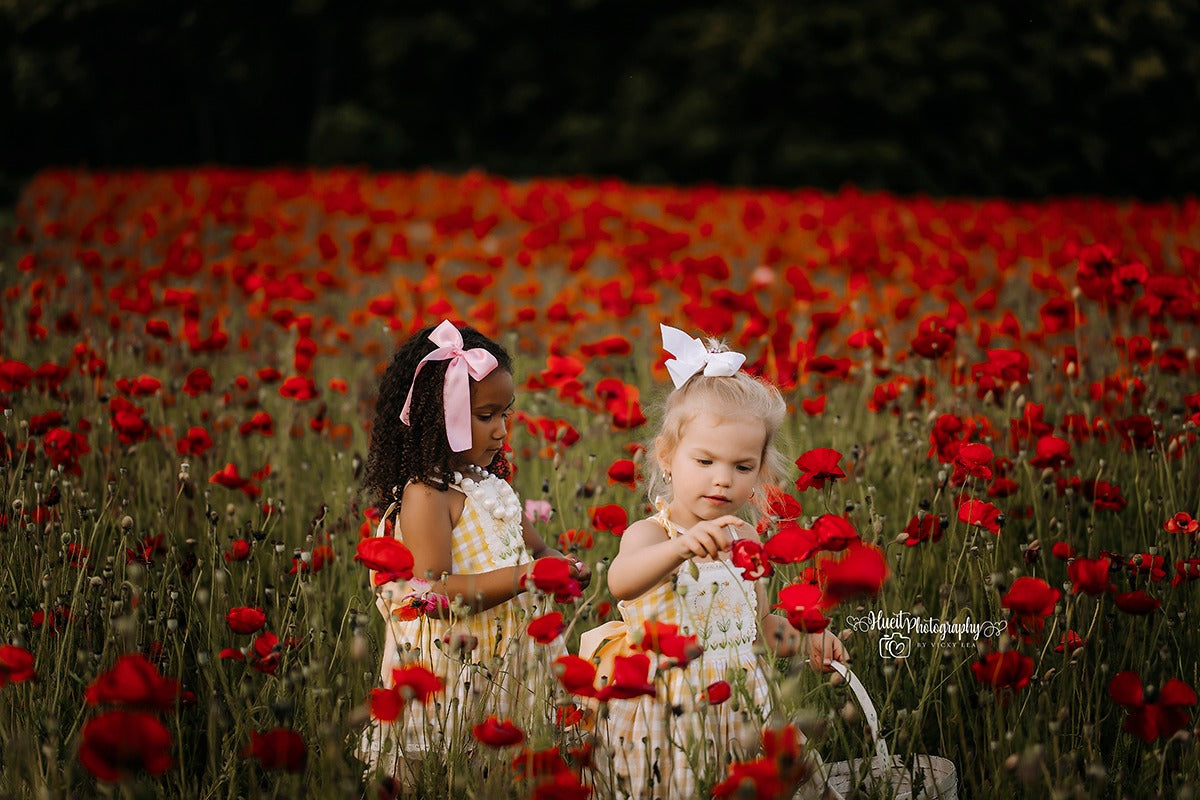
[[660, 324, 746, 388]]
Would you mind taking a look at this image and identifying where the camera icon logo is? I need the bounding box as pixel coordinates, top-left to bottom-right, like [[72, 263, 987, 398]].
[[878, 632, 911, 659]]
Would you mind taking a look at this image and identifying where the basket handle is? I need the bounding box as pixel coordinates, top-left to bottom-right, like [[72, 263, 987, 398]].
[[828, 661, 890, 760]]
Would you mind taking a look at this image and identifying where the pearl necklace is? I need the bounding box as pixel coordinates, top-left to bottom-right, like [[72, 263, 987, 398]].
[[453, 466, 523, 529]]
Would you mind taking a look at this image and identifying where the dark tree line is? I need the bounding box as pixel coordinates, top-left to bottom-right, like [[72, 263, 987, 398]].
[[4, 0, 1200, 201]]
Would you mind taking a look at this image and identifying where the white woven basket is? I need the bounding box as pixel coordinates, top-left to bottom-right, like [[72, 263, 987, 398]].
[[795, 662, 958, 800]]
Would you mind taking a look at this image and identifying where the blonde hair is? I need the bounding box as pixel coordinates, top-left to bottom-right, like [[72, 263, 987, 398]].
[[647, 366, 788, 517]]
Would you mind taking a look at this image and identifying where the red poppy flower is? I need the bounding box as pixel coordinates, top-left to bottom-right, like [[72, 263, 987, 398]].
[[176, 426, 214, 456], [1108, 671, 1197, 742], [224, 539, 251, 562], [606, 459, 638, 490], [529, 770, 592, 800], [1164, 512, 1199, 535], [1001, 577, 1061, 642], [952, 442, 994, 482], [226, 607, 267, 634], [811, 514, 860, 552], [354, 537, 415, 584], [1028, 435, 1074, 470], [594, 653, 656, 701], [731, 539, 773, 580], [793, 448, 846, 492], [239, 411, 275, 437], [1126, 553, 1168, 582], [590, 504, 628, 536], [1051, 542, 1076, 560], [580, 335, 632, 357], [279, 375, 318, 401], [712, 758, 783, 799], [1001, 577, 1061, 618], [775, 582, 829, 633], [1080, 479, 1126, 512], [817, 543, 888, 606], [1068, 556, 1114, 595], [0, 359, 35, 391], [557, 529, 593, 551], [704, 680, 732, 705], [763, 521, 819, 564], [0, 644, 35, 687], [527, 611, 565, 644], [902, 513, 945, 547], [371, 665, 445, 721], [472, 716, 526, 748], [242, 728, 308, 772], [43, 427, 90, 471], [957, 498, 1003, 534], [511, 745, 572, 779], [84, 653, 179, 711], [182, 367, 213, 397], [1113, 590, 1162, 615], [553, 655, 598, 698], [638, 621, 702, 668], [1054, 631, 1086, 654], [1173, 558, 1200, 587], [764, 489, 803, 521], [208, 463, 261, 498], [78, 710, 174, 783], [971, 650, 1034, 694], [524, 558, 581, 603]]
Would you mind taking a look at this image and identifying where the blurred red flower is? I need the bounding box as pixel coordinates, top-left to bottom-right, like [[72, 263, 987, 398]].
[[85, 653, 178, 712], [226, 607, 267, 634], [1108, 671, 1197, 742], [224, 539, 251, 562], [971, 650, 1034, 694], [527, 611, 565, 644], [242, 728, 307, 772], [0, 644, 35, 687], [78, 710, 173, 783], [594, 653, 656, 701], [1068, 556, 1114, 595], [775, 582, 829, 633], [472, 716, 526, 748], [704, 680, 732, 705], [176, 425, 213, 456], [355, 537, 415, 584], [524, 558, 581, 603], [817, 543, 888, 607], [902, 513, 945, 547], [553, 655, 598, 698], [182, 367, 213, 396], [763, 521, 819, 564], [606, 459, 638, 489], [590, 504, 628, 536], [638, 621, 702, 669]]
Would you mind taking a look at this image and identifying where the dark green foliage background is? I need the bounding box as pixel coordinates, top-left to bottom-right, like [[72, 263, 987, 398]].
[[4, 0, 1199, 200]]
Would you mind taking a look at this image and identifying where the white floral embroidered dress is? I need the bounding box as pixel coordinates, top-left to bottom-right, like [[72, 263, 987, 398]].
[[599, 512, 772, 799]]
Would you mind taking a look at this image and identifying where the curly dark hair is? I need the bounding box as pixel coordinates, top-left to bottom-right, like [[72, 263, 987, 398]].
[[363, 323, 513, 509]]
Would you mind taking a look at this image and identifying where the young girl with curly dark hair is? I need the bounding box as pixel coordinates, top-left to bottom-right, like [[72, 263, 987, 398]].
[[359, 319, 590, 782]]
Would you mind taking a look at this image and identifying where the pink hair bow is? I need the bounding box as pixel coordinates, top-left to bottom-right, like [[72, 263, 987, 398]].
[[399, 320, 499, 452]]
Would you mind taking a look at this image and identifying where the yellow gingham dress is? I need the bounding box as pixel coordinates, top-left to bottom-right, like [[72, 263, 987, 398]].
[[360, 471, 559, 772], [597, 511, 773, 799]]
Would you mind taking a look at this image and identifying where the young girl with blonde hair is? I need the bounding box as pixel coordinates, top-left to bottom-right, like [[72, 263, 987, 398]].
[[584, 324, 843, 799]]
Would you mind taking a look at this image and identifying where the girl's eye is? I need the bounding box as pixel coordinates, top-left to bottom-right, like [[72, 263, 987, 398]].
[[478, 414, 493, 422], [696, 459, 712, 466], [737, 465, 754, 473]]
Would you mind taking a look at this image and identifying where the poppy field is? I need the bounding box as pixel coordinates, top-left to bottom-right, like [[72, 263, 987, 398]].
[[1, 168, 1199, 798]]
